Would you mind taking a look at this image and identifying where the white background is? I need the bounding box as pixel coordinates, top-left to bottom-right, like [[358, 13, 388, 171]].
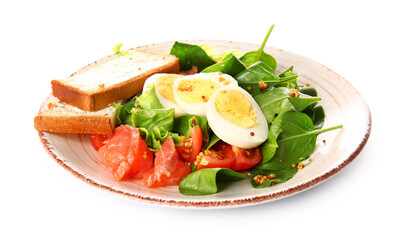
[[1, 0, 405, 239]]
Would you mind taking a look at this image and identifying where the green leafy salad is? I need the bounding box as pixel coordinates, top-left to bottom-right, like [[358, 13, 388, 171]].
[[112, 25, 342, 195]]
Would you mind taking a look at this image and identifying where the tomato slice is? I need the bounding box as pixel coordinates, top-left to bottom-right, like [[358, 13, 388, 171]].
[[143, 137, 191, 188], [176, 125, 203, 164], [230, 146, 262, 171], [91, 134, 110, 151], [98, 125, 154, 180], [195, 141, 235, 171]]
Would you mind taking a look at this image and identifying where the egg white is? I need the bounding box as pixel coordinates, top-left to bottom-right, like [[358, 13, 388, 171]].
[[142, 73, 186, 117], [206, 85, 268, 149], [173, 72, 238, 117]]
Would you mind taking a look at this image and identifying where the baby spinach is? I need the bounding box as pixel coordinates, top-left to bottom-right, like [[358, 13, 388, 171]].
[[254, 87, 321, 123], [312, 105, 325, 129], [299, 86, 318, 97], [261, 122, 282, 164], [249, 167, 298, 188], [201, 53, 246, 76], [239, 24, 277, 70], [204, 134, 220, 151], [235, 62, 299, 96], [179, 168, 249, 195], [169, 41, 216, 71], [276, 66, 299, 89], [256, 112, 342, 171], [200, 44, 244, 62]]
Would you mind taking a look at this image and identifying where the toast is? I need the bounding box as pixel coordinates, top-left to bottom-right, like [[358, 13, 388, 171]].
[[51, 50, 179, 112], [34, 96, 118, 134]]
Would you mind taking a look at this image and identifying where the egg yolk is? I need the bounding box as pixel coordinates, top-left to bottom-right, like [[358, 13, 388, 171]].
[[215, 90, 257, 128], [155, 74, 183, 102], [176, 78, 220, 103]]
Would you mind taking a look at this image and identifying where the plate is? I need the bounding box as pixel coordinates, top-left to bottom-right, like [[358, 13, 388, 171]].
[[37, 40, 371, 208]]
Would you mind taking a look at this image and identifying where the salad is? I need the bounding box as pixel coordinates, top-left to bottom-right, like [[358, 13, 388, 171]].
[[92, 25, 342, 195]]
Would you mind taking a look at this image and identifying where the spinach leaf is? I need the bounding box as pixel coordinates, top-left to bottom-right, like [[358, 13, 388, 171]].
[[235, 62, 299, 96], [312, 105, 325, 129], [200, 44, 244, 62], [179, 168, 249, 195], [261, 122, 282, 164], [256, 112, 342, 171], [254, 87, 321, 123], [276, 66, 299, 89], [173, 115, 209, 148], [249, 167, 298, 188], [205, 134, 220, 151], [299, 86, 318, 97], [201, 53, 246, 77], [298, 86, 325, 129], [239, 25, 277, 70], [169, 41, 216, 71]]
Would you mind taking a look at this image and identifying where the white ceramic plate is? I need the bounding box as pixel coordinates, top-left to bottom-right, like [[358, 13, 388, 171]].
[[37, 40, 371, 208]]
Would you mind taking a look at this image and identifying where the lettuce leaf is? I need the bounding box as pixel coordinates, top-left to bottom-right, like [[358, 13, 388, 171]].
[[112, 43, 131, 56], [173, 115, 209, 148], [129, 108, 175, 132], [140, 127, 181, 151], [113, 85, 179, 150], [135, 85, 163, 109]]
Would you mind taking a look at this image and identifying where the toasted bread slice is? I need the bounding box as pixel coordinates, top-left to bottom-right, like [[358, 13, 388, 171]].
[[34, 96, 118, 134], [51, 50, 179, 112]]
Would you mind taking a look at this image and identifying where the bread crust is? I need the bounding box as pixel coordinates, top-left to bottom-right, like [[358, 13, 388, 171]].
[[51, 51, 180, 111], [34, 115, 115, 135]]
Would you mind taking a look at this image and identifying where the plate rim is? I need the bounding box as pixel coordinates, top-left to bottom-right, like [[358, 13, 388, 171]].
[[37, 40, 372, 208]]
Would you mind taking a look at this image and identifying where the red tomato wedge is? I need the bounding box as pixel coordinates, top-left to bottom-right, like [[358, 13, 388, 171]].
[[176, 125, 203, 164], [143, 137, 191, 188], [196, 141, 235, 171], [230, 146, 262, 171], [98, 125, 154, 181], [91, 134, 110, 151]]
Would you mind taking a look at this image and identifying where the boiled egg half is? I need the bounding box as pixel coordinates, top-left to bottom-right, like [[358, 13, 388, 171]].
[[142, 73, 186, 117], [206, 85, 268, 149], [173, 72, 238, 117]]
